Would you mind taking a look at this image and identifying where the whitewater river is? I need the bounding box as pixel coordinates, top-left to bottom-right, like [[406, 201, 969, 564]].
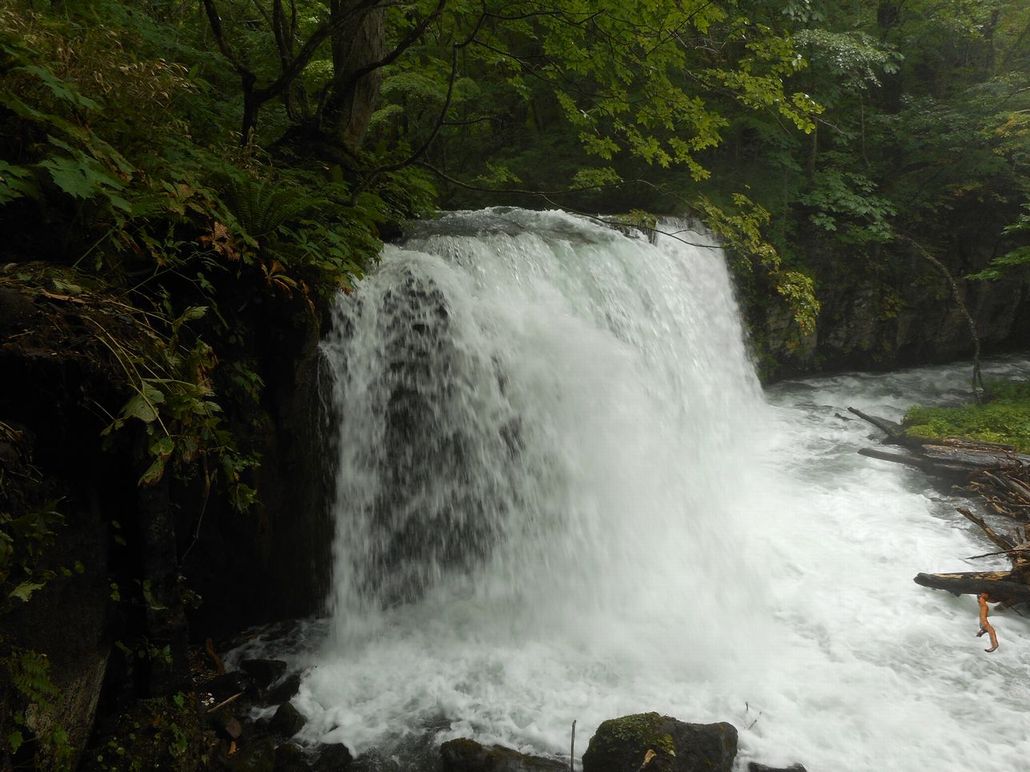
[[262, 209, 1030, 771]]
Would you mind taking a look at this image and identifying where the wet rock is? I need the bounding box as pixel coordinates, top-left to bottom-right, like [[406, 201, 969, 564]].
[[222, 716, 244, 740], [265, 673, 302, 705], [748, 764, 807, 772], [582, 712, 737, 772], [207, 704, 246, 742], [349, 750, 396, 772], [440, 738, 566, 772], [269, 702, 307, 738], [274, 742, 312, 771], [226, 737, 277, 772], [311, 742, 354, 770], [242, 659, 289, 690]]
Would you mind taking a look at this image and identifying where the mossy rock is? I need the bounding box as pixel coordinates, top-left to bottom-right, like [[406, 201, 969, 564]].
[[582, 712, 737, 772]]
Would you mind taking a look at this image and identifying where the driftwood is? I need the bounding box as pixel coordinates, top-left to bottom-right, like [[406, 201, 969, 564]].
[[913, 571, 1030, 603], [850, 408, 1030, 481], [850, 407, 1030, 603], [913, 499, 1030, 603], [857, 447, 973, 479], [846, 407, 911, 445]]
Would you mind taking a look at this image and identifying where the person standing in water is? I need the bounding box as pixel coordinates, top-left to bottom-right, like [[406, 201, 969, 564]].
[[976, 592, 999, 652]]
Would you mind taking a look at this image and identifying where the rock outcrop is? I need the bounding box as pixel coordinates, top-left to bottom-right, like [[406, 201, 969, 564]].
[[440, 738, 566, 772], [582, 712, 738, 772]]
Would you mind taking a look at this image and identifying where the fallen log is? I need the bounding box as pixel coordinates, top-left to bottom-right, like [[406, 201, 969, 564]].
[[849, 406, 1030, 473], [920, 444, 1030, 471], [913, 571, 1030, 604], [847, 407, 914, 445], [851, 404, 1030, 604], [857, 447, 973, 479]]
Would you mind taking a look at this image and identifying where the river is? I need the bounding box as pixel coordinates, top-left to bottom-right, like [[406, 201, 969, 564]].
[[268, 208, 1030, 771]]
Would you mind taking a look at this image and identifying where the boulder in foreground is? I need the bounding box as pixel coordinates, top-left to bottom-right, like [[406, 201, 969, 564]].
[[440, 738, 566, 771], [582, 712, 737, 772]]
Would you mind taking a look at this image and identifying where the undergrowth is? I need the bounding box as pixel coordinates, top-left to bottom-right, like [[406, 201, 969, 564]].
[[903, 381, 1030, 452]]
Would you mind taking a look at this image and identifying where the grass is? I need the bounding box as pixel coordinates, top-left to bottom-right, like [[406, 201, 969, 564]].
[[903, 380, 1030, 452]]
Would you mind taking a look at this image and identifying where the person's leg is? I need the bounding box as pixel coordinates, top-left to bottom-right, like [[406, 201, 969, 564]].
[[985, 622, 999, 652]]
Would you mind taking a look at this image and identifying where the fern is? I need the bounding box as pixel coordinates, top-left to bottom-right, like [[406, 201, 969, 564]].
[[221, 175, 323, 239]]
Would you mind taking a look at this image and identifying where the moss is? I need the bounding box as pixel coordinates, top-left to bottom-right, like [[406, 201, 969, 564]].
[[591, 712, 676, 757], [903, 380, 1030, 452]]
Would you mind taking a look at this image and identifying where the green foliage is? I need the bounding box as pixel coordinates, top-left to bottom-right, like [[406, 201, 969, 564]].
[[904, 381, 1030, 451], [1, 648, 72, 768], [698, 193, 820, 337], [0, 410, 72, 769], [969, 203, 1030, 280], [0, 0, 413, 516], [797, 167, 896, 243], [86, 693, 209, 771], [0, 423, 63, 611]]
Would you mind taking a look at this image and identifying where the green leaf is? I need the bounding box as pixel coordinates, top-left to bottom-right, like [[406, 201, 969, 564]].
[[10, 581, 46, 603], [141, 580, 168, 611], [122, 394, 158, 424], [571, 167, 622, 189], [172, 305, 208, 335], [139, 432, 174, 487], [7, 730, 23, 754], [149, 435, 175, 459], [139, 452, 169, 487], [40, 156, 108, 200], [15, 64, 101, 111], [0, 161, 38, 204]]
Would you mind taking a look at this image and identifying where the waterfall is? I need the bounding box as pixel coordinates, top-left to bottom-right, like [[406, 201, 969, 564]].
[[320, 208, 766, 620], [299, 208, 1030, 771]]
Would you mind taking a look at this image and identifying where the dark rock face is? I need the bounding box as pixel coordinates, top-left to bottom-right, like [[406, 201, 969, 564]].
[[241, 659, 289, 690], [752, 233, 1030, 381], [273, 742, 311, 771], [181, 295, 336, 638], [265, 673, 303, 705], [748, 763, 808, 772], [269, 702, 307, 738], [440, 738, 567, 772], [582, 713, 737, 772], [311, 742, 355, 770]]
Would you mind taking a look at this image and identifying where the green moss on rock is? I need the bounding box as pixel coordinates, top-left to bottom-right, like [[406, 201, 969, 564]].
[[582, 712, 737, 772]]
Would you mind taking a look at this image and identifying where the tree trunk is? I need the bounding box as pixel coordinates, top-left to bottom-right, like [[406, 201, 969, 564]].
[[322, 1, 386, 152]]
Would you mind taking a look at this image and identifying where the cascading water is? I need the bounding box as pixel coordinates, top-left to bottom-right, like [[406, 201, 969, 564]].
[[292, 208, 1030, 771]]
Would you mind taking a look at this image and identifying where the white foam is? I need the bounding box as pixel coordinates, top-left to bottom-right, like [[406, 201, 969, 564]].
[[303, 207, 1030, 771]]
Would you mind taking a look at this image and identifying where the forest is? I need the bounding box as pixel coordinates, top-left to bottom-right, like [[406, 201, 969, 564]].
[[1, 0, 1029, 770]]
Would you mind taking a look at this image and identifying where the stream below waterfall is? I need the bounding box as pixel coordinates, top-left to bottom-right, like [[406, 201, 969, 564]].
[[250, 209, 1030, 771]]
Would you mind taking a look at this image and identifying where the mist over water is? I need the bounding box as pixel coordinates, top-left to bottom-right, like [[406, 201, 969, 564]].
[[296, 208, 1030, 771]]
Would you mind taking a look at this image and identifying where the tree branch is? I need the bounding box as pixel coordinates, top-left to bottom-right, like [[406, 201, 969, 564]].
[[897, 232, 985, 401]]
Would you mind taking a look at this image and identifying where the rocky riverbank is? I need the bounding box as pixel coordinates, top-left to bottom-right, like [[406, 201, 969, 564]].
[[96, 650, 807, 772]]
